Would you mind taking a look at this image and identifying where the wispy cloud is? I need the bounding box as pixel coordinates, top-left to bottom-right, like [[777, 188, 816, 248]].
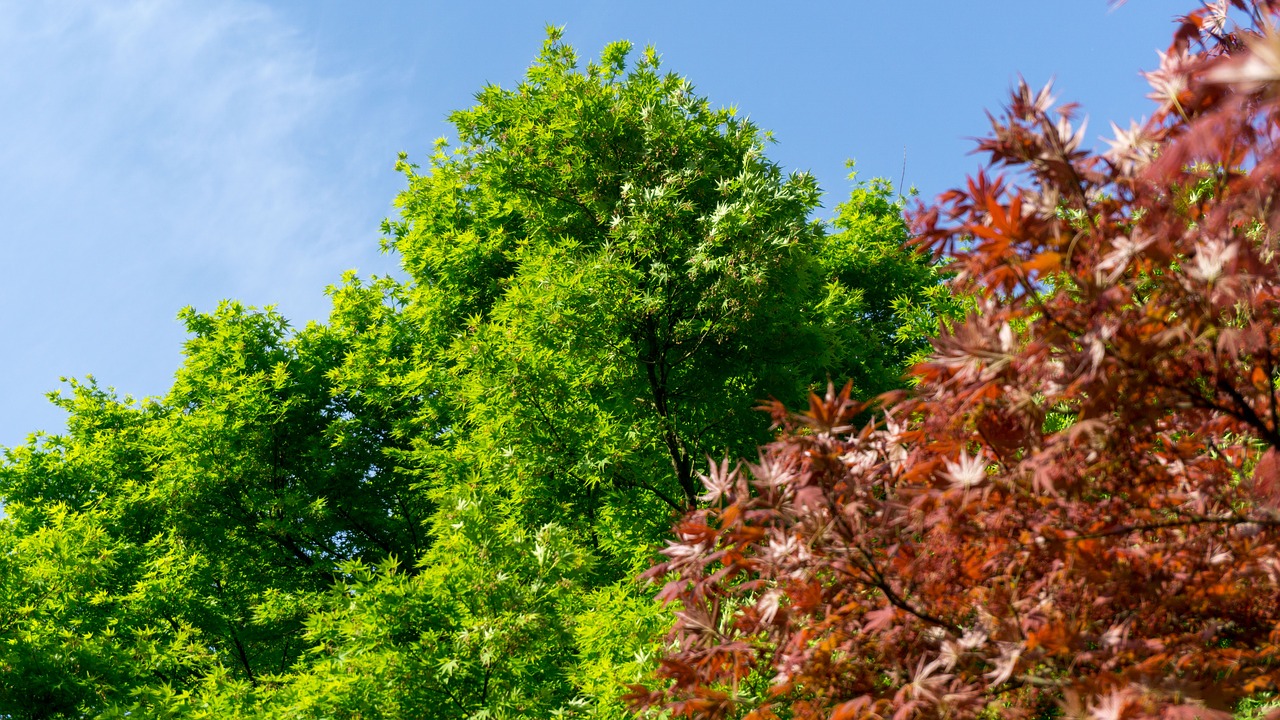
[[0, 0, 398, 443]]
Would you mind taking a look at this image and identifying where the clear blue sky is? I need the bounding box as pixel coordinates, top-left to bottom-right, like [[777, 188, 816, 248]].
[[0, 1, 1181, 446]]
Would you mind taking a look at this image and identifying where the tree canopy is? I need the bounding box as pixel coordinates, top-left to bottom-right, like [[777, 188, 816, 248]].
[[0, 30, 954, 719], [383, 30, 952, 551]]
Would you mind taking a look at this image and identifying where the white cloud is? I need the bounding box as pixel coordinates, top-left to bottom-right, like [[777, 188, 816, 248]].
[[4, 0, 370, 270], [0, 0, 400, 444]]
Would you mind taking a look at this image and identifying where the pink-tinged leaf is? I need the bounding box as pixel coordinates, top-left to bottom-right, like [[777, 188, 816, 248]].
[[1160, 705, 1232, 720], [830, 696, 874, 720], [862, 605, 898, 633], [1252, 447, 1280, 508]]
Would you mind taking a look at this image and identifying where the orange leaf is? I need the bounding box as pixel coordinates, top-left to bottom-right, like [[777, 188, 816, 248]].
[[1022, 251, 1062, 275], [831, 696, 874, 720]]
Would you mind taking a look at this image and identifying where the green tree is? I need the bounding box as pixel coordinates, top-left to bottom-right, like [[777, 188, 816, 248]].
[[0, 31, 956, 719], [0, 297, 425, 716], [384, 31, 950, 569], [254, 31, 953, 719]]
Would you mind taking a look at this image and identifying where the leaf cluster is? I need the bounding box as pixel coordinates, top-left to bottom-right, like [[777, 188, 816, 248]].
[[639, 3, 1280, 719]]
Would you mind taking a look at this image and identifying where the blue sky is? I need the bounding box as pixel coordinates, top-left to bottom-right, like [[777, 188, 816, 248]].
[[0, 1, 1181, 446]]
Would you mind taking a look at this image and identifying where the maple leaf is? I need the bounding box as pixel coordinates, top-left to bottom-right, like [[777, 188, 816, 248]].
[[942, 450, 988, 490], [699, 457, 740, 505], [1205, 23, 1280, 91], [1142, 48, 1197, 115], [983, 642, 1023, 687], [1251, 447, 1280, 508], [1186, 237, 1238, 284]]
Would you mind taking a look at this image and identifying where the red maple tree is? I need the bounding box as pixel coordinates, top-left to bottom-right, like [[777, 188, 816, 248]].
[[633, 3, 1280, 719]]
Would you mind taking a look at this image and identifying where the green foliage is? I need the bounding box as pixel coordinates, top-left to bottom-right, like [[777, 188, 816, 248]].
[[0, 297, 425, 715], [0, 30, 956, 719], [0, 505, 211, 720], [1236, 694, 1280, 720], [568, 583, 670, 720], [274, 493, 590, 719], [817, 171, 969, 378], [384, 32, 951, 567]]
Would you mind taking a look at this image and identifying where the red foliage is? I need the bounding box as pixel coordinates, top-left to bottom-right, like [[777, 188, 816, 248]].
[[632, 3, 1280, 719]]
